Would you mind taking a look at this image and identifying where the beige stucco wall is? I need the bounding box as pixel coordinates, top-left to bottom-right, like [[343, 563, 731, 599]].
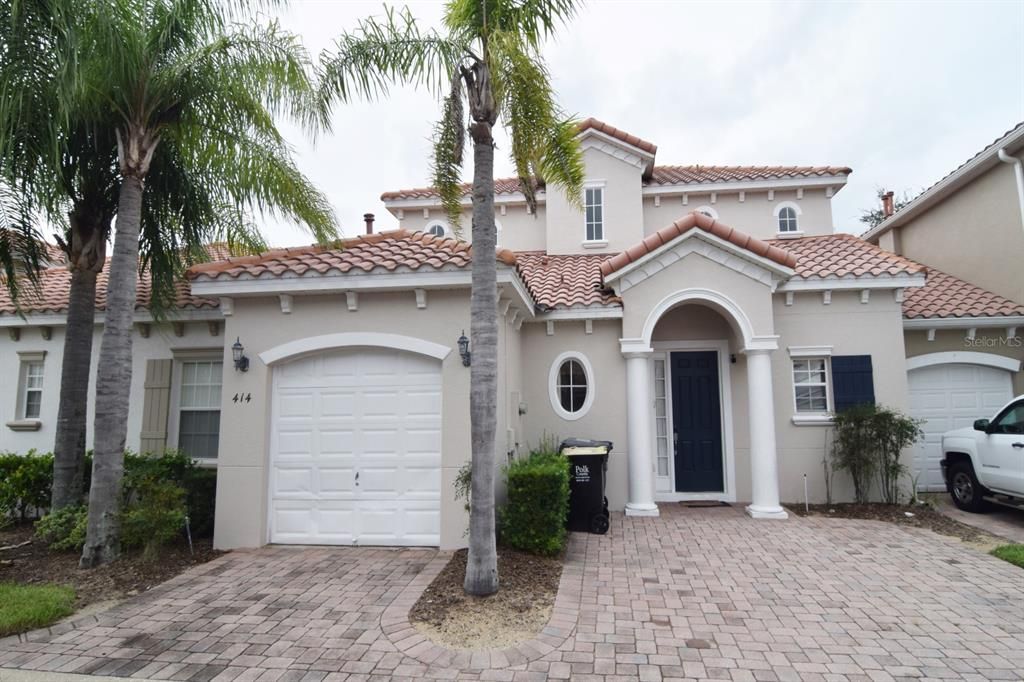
[[888, 156, 1024, 304], [394, 203, 547, 252], [904, 328, 1024, 394], [519, 319, 630, 508], [772, 290, 910, 503], [642, 188, 836, 240], [545, 147, 645, 256], [214, 289, 486, 551], [1, 320, 223, 455]]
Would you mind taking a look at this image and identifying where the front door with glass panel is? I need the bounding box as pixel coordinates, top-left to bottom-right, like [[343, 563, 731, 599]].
[[670, 351, 724, 493]]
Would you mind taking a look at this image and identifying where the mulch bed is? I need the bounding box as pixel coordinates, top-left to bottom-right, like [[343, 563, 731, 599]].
[[410, 547, 562, 649], [786, 502, 1003, 544], [0, 522, 223, 611]]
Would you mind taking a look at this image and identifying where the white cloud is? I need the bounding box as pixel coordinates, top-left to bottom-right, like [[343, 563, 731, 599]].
[[262, 0, 1024, 246]]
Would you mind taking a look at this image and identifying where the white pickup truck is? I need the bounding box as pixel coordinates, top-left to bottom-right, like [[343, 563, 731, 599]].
[[941, 396, 1024, 511]]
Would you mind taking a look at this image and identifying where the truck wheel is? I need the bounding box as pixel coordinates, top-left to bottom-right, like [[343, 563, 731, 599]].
[[949, 461, 987, 512]]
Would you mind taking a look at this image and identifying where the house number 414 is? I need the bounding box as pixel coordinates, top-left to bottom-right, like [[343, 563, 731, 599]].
[[232, 393, 252, 404]]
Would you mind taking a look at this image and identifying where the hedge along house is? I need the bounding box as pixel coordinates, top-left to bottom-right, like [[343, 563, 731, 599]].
[[4, 118, 1023, 550]]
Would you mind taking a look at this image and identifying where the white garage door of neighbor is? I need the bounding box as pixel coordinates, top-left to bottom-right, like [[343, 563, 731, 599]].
[[908, 363, 1013, 492], [270, 348, 442, 546]]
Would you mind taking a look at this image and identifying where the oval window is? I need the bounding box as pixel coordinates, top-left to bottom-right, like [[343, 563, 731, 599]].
[[549, 352, 594, 420]]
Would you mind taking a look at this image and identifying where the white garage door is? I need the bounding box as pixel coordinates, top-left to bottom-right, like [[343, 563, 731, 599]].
[[269, 348, 442, 545], [908, 363, 1013, 491]]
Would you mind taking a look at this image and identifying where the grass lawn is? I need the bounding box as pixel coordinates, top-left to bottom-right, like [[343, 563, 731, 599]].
[[0, 583, 76, 636], [991, 544, 1024, 569]]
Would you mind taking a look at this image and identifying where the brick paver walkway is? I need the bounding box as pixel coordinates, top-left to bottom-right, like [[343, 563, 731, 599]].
[[2, 505, 1023, 681]]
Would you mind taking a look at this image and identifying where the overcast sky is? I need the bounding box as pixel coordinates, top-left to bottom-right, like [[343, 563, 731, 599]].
[[265, 0, 1024, 246]]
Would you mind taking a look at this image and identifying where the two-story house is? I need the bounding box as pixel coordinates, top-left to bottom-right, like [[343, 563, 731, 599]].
[[863, 122, 1024, 490], [4, 118, 1020, 549]]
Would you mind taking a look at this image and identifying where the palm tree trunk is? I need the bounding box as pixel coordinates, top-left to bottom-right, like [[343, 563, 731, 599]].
[[80, 174, 144, 568], [51, 267, 97, 510], [463, 116, 499, 597]]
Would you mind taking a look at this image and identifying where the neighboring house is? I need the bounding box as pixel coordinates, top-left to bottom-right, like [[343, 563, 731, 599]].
[[3, 118, 1020, 550], [863, 122, 1024, 490]]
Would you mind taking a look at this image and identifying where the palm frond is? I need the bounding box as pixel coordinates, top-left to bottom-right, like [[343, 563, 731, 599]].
[[444, 0, 580, 48], [318, 5, 467, 106], [489, 30, 582, 211], [431, 72, 466, 231]]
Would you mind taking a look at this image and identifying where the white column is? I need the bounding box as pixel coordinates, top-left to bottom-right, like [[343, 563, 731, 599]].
[[624, 353, 658, 516], [744, 349, 788, 519]]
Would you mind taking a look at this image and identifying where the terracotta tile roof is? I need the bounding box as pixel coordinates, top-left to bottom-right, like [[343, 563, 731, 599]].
[[647, 165, 851, 186], [576, 117, 657, 154], [0, 243, 232, 316], [600, 212, 798, 278], [189, 230, 517, 281], [380, 177, 536, 202], [515, 252, 618, 309], [381, 165, 851, 202], [902, 267, 1024, 320], [769, 233, 925, 279]]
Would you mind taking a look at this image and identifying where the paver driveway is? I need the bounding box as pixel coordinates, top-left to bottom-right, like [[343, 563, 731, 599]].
[[2, 505, 1023, 681]]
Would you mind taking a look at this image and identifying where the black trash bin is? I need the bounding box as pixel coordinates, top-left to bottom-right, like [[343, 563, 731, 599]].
[[560, 439, 611, 535]]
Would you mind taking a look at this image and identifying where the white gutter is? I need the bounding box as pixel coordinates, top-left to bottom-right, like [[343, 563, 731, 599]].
[[997, 148, 1024, 232]]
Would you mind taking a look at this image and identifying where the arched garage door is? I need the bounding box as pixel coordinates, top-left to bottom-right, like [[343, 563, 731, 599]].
[[269, 347, 442, 545], [908, 363, 1013, 491]]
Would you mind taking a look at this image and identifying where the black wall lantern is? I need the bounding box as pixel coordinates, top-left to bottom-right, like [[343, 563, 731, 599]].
[[232, 337, 250, 372], [457, 330, 471, 367]]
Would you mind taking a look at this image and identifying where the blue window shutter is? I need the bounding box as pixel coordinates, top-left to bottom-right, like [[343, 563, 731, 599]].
[[832, 355, 875, 413]]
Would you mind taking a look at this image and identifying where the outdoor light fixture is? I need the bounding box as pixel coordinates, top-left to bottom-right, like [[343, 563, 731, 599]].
[[232, 337, 250, 372], [457, 330, 471, 367]]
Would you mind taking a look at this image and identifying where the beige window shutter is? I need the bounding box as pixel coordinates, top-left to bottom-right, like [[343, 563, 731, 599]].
[[139, 359, 173, 454]]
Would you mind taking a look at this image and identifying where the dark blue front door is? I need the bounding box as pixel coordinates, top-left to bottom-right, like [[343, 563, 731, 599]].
[[671, 351, 724, 493]]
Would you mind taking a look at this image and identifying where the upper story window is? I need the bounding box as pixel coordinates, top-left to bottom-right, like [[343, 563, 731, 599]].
[[584, 187, 604, 241], [425, 221, 448, 238], [774, 202, 802, 235]]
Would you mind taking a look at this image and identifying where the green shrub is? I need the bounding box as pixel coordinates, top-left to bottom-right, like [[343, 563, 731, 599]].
[[499, 450, 570, 556], [35, 505, 88, 551], [122, 476, 187, 561], [831, 404, 923, 504], [0, 583, 76, 636], [0, 451, 54, 521]]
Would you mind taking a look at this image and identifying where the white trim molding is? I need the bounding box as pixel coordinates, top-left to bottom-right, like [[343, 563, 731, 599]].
[[548, 351, 596, 421], [641, 173, 847, 198], [904, 315, 1024, 330], [778, 273, 926, 293], [788, 345, 833, 358], [260, 332, 452, 365], [906, 351, 1021, 373], [641, 288, 758, 350], [773, 200, 803, 217]]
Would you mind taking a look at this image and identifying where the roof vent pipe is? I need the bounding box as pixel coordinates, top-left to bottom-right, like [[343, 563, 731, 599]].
[[997, 149, 1024, 233], [363, 213, 375, 234], [881, 190, 895, 218]]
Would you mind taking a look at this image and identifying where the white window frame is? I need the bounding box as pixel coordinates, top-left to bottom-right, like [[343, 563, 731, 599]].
[[583, 182, 606, 244], [167, 351, 224, 461], [548, 351, 595, 421], [14, 351, 46, 423], [774, 201, 803, 237], [788, 346, 834, 424], [424, 220, 449, 238], [694, 205, 719, 220]]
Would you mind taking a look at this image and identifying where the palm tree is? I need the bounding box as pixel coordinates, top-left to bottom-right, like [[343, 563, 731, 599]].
[[67, 0, 336, 567], [320, 0, 583, 595], [0, 1, 322, 515]]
